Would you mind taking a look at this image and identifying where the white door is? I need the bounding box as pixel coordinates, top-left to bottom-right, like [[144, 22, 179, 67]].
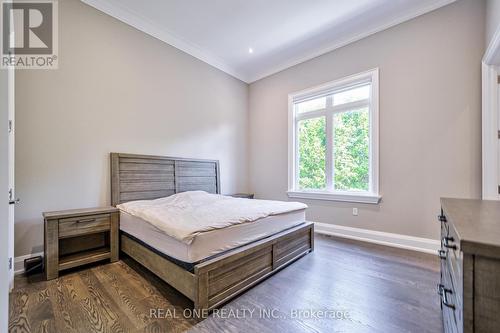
[[0, 61, 11, 333], [7, 64, 15, 289]]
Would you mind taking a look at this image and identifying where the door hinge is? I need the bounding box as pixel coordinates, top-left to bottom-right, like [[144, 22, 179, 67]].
[[8, 188, 12, 201], [9, 257, 12, 270], [8, 120, 12, 133]]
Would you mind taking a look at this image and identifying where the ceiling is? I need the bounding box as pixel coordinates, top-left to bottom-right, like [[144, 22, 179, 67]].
[[81, 0, 456, 83]]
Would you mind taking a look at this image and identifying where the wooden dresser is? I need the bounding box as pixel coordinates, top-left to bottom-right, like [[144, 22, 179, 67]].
[[439, 198, 500, 333], [43, 207, 119, 280]]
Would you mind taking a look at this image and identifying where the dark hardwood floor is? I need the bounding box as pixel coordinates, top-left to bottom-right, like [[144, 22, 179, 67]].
[[9, 235, 442, 333]]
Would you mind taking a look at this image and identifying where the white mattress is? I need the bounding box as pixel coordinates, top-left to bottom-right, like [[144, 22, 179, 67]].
[[117, 191, 307, 244], [120, 209, 306, 263]]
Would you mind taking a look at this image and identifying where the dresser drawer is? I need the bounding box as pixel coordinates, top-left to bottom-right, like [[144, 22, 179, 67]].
[[440, 218, 449, 238], [439, 212, 448, 232], [59, 214, 111, 238], [446, 223, 463, 295], [440, 264, 459, 333]]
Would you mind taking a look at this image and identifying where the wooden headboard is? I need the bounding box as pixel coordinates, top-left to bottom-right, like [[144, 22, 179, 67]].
[[110, 153, 220, 206]]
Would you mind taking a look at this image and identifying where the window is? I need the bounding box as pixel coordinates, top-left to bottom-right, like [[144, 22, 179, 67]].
[[287, 69, 380, 204]]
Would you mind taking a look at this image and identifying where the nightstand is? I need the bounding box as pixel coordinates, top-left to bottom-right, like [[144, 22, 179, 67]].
[[43, 207, 119, 280], [228, 193, 255, 199]]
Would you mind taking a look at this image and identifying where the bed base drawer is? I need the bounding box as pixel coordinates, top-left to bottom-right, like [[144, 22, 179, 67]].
[[195, 222, 314, 310], [121, 221, 314, 311]]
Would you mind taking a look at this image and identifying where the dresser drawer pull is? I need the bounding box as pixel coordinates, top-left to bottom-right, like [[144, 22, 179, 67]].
[[76, 218, 96, 224], [442, 236, 457, 250], [437, 250, 447, 260], [437, 284, 455, 310], [438, 214, 447, 223], [442, 292, 455, 309]]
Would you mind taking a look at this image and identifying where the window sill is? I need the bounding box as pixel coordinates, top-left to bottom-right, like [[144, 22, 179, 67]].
[[287, 190, 381, 204]]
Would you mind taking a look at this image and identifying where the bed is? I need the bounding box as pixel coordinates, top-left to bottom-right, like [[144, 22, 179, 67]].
[[111, 153, 314, 310]]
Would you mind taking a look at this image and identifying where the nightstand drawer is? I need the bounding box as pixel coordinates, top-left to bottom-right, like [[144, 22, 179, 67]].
[[59, 214, 111, 238]]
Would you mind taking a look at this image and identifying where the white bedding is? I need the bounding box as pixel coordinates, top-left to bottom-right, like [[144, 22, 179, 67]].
[[117, 191, 307, 244], [120, 209, 306, 263]]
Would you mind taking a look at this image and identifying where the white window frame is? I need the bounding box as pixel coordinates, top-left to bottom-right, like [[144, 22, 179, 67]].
[[287, 68, 381, 204]]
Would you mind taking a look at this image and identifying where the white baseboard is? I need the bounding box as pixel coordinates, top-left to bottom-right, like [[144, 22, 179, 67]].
[[14, 252, 43, 275], [314, 222, 440, 254]]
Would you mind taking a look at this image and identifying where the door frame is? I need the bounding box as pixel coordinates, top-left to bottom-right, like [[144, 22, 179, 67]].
[[0, 55, 11, 333], [7, 63, 14, 289], [482, 26, 500, 200]]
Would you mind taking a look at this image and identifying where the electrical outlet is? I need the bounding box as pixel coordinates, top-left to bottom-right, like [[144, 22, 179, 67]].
[[352, 208, 358, 216]]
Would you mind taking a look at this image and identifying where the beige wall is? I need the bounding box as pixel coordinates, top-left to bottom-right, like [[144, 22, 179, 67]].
[[486, 0, 500, 47], [15, 0, 486, 257], [15, 0, 248, 256], [248, 0, 485, 240]]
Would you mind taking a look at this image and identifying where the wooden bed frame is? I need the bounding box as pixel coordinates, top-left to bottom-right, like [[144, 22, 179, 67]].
[[111, 153, 314, 310]]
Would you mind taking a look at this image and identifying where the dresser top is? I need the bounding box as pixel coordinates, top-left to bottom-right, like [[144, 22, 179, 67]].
[[441, 198, 500, 256], [43, 206, 119, 219]]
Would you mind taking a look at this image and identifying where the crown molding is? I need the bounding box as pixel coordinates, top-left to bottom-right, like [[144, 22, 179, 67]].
[[81, 0, 456, 84], [80, 0, 250, 82]]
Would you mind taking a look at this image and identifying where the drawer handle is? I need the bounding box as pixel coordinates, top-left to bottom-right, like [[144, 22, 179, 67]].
[[442, 236, 457, 250], [77, 218, 96, 224], [438, 214, 447, 223], [437, 284, 455, 310], [437, 250, 447, 260]]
